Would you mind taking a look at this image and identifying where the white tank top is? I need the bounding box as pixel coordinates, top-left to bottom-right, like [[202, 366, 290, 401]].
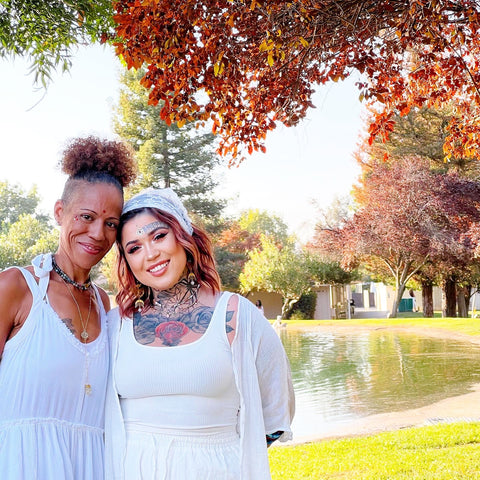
[[114, 292, 240, 431]]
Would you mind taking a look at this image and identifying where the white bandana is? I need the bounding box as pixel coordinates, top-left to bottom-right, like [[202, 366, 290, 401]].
[[122, 187, 193, 235]]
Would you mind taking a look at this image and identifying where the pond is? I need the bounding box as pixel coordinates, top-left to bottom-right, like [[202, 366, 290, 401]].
[[279, 328, 480, 440]]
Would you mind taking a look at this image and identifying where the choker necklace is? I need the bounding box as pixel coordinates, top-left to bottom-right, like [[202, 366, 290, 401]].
[[52, 256, 91, 291]]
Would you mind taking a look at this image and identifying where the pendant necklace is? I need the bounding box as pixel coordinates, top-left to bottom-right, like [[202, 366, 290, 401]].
[[60, 277, 94, 395]]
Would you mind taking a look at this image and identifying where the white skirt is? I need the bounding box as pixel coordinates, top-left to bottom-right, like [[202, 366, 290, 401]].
[[123, 425, 240, 480]]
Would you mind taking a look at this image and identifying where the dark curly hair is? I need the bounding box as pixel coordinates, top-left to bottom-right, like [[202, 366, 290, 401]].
[[60, 136, 137, 204]]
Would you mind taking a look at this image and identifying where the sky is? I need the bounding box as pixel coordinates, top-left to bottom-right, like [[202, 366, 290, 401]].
[[1, 44, 365, 242]]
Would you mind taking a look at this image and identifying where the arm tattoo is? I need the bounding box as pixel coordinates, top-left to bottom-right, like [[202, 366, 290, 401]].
[[266, 431, 284, 447], [133, 307, 236, 346], [226, 310, 234, 334]]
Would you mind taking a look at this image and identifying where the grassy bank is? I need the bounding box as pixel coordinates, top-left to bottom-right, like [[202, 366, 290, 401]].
[[269, 316, 480, 478], [281, 315, 480, 338], [269, 422, 480, 479]]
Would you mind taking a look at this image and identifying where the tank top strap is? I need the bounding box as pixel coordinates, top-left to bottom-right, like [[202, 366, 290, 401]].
[[31, 252, 53, 300], [209, 291, 234, 334], [8, 266, 43, 302]]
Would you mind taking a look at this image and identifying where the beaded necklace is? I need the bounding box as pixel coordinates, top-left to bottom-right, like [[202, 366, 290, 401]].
[[52, 256, 91, 291]]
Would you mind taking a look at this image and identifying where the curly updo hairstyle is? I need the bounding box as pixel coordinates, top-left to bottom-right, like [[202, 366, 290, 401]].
[[60, 136, 137, 204]]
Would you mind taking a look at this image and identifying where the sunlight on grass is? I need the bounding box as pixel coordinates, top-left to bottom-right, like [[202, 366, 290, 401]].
[[269, 423, 480, 479], [282, 316, 480, 338]]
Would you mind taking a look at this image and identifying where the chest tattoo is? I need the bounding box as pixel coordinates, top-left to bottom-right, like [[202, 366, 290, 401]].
[[133, 306, 234, 346]]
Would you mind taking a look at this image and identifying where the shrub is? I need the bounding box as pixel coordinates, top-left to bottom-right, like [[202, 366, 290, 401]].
[[287, 292, 316, 319]]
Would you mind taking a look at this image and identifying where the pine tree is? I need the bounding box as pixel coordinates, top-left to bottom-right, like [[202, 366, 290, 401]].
[[113, 68, 225, 220]]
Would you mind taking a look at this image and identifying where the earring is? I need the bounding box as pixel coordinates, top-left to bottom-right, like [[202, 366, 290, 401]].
[[184, 271, 200, 305], [134, 284, 145, 312], [187, 272, 198, 288]]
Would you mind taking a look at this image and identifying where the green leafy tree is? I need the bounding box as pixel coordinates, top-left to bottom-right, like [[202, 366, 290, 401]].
[[238, 209, 289, 244], [113, 67, 225, 219], [212, 211, 288, 291], [240, 235, 311, 318], [0, 182, 46, 232], [305, 253, 360, 286], [0, 214, 58, 269], [0, 1, 115, 85], [0, 181, 58, 269]]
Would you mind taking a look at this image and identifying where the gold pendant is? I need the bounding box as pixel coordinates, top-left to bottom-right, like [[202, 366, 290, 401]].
[[85, 384, 92, 395], [81, 330, 89, 340]]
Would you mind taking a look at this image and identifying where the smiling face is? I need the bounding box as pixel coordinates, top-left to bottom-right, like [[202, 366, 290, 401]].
[[121, 211, 188, 291], [54, 181, 123, 271]]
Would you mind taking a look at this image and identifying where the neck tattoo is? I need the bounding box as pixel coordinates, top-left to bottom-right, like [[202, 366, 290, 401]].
[[153, 274, 200, 319], [52, 256, 91, 291]]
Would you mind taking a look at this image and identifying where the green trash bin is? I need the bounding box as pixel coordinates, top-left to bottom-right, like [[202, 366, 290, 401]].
[[399, 298, 413, 312]]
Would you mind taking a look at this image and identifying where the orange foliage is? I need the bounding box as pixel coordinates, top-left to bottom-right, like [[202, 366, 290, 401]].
[[113, 1, 480, 163], [216, 223, 261, 253]]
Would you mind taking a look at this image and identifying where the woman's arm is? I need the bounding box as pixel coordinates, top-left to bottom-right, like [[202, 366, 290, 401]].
[[252, 308, 295, 445], [0, 268, 31, 357]]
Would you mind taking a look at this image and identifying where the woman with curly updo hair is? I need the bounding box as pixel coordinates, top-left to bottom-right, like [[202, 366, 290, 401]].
[[105, 187, 295, 480], [0, 136, 136, 479]]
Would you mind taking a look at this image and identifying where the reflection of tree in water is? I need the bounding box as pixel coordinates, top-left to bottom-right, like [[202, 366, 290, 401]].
[[279, 329, 480, 417]]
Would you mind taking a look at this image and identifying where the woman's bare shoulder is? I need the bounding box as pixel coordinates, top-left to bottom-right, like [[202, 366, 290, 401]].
[[0, 267, 31, 293], [0, 267, 32, 354]]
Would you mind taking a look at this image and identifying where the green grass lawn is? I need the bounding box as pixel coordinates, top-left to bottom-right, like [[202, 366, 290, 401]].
[[269, 423, 480, 479], [269, 316, 480, 478], [281, 315, 480, 338]]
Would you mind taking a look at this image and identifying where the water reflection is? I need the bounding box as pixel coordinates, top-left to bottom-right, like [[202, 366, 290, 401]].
[[280, 328, 480, 438]]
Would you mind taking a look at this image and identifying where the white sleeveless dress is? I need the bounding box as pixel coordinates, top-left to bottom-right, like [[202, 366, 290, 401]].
[[0, 254, 109, 479], [114, 292, 241, 479]]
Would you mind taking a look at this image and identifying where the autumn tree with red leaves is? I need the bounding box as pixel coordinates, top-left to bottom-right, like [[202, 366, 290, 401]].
[[354, 105, 480, 317], [312, 157, 480, 317], [7, 3, 480, 163], [112, 1, 480, 162], [212, 220, 260, 291]]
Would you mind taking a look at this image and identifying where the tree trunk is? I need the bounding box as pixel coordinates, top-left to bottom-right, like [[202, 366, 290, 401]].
[[281, 297, 299, 319], [421, 280, 434, 318], [442, 277, 457, 317], [456, 285, 471, 318], [465, 285, 472, 316], [390, 283, 407, 318]]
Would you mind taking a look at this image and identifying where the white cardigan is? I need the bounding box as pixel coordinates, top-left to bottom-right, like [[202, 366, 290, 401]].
[[104, 292, 295, 479]]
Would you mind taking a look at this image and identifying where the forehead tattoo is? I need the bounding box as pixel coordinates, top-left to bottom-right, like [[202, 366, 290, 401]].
[[136, 221, 169, 236]]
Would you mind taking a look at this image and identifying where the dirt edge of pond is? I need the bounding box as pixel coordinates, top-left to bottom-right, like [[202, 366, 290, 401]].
[[282, 324, 480, 446]]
